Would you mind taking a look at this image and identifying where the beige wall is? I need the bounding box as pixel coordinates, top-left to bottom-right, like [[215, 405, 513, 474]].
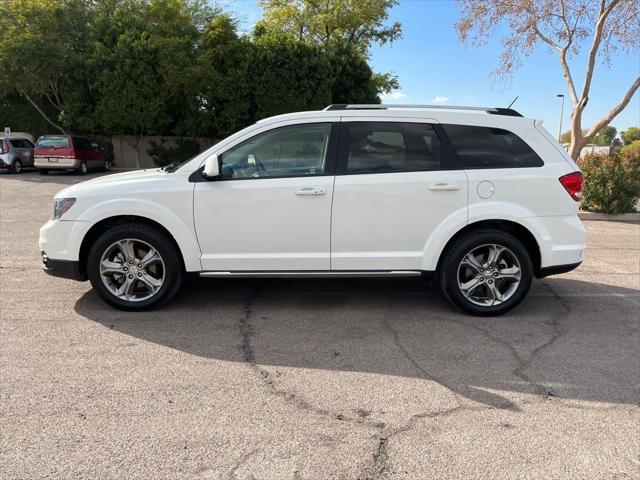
[[112, 136, 215, 169]]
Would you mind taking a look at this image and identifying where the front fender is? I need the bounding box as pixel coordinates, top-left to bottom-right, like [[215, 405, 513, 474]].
[[73, 198, 202, 271]]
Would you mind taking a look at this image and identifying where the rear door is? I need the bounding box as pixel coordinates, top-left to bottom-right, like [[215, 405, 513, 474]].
[[330, 118, 468, 271], [75, 137, 97, 166], [20, 139, 35, 165]]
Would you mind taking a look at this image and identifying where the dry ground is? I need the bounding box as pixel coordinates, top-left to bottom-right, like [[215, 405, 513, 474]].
[[1, 171, 639, 479]]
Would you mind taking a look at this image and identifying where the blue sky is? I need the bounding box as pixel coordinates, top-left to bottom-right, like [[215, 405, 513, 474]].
[[225, 0, 639, 137]]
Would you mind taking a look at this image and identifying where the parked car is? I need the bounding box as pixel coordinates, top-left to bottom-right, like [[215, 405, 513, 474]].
[[39, 104, 586, 316], [34, 135, 111, 175], [0, 137, 35, 173]]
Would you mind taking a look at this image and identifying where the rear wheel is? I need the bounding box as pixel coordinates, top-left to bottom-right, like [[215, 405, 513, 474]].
[[87, 224, 183, 311], [103, 159, 112, 171], [75, 160, 87, 175], [439, 229, 533, 316], [10, 159, 22, 173]]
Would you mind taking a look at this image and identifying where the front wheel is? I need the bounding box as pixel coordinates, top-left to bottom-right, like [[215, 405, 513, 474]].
[[87, 224, 183, 310], [439, 229, 533, 316]]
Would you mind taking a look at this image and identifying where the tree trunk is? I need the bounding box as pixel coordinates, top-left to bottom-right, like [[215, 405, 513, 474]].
[[125, 136, 143, 169], [134, 136, 142, 169], [19, 90, 67, 134]]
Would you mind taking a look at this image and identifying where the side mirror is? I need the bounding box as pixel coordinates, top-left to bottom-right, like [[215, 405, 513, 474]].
[[203, 154, 219, 179]]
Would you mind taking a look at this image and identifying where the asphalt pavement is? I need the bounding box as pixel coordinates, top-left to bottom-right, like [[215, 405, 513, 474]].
[[1, 170, 638, 479]]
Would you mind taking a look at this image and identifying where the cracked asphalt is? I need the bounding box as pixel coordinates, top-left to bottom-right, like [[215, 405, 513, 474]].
[[1, 171, 639, 480]]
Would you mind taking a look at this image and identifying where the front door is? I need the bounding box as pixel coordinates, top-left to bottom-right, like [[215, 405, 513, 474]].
[[194, 122, 338, 271], [331, 119, 468, 271]]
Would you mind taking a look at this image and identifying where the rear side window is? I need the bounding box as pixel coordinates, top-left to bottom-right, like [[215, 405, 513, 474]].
[[36, 136, 70, 149], [9, 140, 21, 148], [345, 122, 441, 174], [442, 124, 543, 169], [75, 137, 93, 151]]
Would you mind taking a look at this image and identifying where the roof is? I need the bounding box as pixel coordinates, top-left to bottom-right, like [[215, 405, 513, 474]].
[[255, 104, 534, 130]]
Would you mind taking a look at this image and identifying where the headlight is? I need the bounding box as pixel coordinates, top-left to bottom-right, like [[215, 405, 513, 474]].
[[52, 198, 76, 219]]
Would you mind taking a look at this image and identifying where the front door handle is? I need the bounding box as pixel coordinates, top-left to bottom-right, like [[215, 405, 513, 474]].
[[295, 187, 327, 196], [428, 183, 460, 191]]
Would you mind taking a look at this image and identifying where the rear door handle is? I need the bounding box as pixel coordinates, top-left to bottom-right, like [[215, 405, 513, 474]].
[[295, 187, 327, 196], [428, 183, 460, 191]]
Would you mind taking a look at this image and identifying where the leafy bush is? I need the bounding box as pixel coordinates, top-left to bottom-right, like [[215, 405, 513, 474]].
[[147, 138, 202, 168], [578, 150, 640, 214]]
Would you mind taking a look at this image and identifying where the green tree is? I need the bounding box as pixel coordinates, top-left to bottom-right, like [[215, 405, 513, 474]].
[[256, 0, 401, 98], [196, 15, 253, 138], [251, 35, 332, 119], [0, 0, 90, 133], [328, 46, 388, 104], [89, 0, 197, 167], [621, 127, 640, 145], [256, 0, 401, 54], [592, 126, 617, 146]]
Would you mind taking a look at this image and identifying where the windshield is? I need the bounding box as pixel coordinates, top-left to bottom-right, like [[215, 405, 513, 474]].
[[37, 136, 70, 149]]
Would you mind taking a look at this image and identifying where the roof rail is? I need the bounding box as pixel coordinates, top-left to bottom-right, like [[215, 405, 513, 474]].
[[323, 104, 523, 117]]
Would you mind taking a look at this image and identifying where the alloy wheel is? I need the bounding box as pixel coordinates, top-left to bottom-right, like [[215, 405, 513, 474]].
[[456, 243, 521, 307], [99, 238, 165, 302]]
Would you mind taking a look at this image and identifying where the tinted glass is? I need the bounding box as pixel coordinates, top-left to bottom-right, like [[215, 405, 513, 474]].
[[345, 122, 441, 174], [75, 137, 93, 151], [221, 123, 331, 179], [22, 139, 34, 148], [443, 124, 543, 169], [36, 136, 70, 149], [9, 140, 21, 148]]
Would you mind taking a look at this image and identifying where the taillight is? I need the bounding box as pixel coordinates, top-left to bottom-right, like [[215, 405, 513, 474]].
[[559, 171, 583, 201], [0, 140, 7, 154]]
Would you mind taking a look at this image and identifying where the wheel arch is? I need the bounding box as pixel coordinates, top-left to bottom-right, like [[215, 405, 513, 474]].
[[78, 215, 187, 280], [435, 219, 542, 276]]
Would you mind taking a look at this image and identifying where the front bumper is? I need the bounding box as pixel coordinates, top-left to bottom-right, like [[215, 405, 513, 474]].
[[41, 252, 86, 281], [39, 219, 90, 280]]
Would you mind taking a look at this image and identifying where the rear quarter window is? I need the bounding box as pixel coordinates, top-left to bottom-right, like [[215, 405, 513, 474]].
[[443, 124, 543, 169]]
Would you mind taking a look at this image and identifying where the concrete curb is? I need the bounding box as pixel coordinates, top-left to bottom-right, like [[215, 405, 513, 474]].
[[579, 211, 640, 222]]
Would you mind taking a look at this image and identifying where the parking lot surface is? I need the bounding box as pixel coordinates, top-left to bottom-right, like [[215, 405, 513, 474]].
[[1, 171, 639, 479]]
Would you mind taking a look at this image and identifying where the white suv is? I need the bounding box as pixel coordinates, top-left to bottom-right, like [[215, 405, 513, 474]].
[[39, 104, 586, 316]]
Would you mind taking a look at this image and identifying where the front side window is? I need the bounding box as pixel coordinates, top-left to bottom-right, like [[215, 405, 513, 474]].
[[345, 122, 442, 174], [442, 124, 543, 169], [220, 123, 331, 179]]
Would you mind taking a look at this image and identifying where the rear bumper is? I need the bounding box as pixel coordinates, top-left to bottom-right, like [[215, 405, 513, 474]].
[[525, 214, 586, 268], [41, 254, 86, 281], [34, 157, 80, 169]]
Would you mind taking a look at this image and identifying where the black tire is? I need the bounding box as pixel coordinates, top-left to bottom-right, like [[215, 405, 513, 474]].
[[87, 224, 183, 311], [38, 169, 49, 175], [10, 159, 22, 173], [103, 159, 112, 171], [439, 229, 533, 316], [75, 160, 88, 175]]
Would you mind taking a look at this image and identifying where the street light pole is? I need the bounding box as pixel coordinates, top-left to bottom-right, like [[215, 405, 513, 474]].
[[557, 94, 565, 143]]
